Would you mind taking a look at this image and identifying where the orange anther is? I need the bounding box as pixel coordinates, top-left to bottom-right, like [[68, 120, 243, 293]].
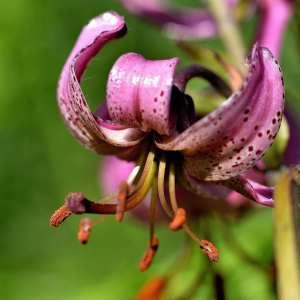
[[135, 276, 168, 300], [77, 218, 93, 244], [139, 248, 156, 272], [199, 239, 219, 262], [49, 204, 72, 227], [139, 236, 160, 272], [116, 181, 129, 222], [169, 208, 186, 231]]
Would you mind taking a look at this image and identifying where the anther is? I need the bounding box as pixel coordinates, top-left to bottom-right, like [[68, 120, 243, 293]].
[[136, 276, 168, 300], [169, 208, 186, 231], [116, 181, 129, 222], [77, 218, 93, 244], [139, 235, 160, 272], [199, 239, 219, 262], [49, 204, 72, 227]]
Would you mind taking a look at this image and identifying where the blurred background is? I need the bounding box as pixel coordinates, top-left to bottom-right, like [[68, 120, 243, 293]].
[[0, 0, 299, 299]]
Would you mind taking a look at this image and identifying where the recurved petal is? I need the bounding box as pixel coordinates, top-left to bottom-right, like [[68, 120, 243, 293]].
[[183, 169, 273, 207], [157, 46, 285, 180], [57, 12, 144, 154], [222, 176, 274, 207]]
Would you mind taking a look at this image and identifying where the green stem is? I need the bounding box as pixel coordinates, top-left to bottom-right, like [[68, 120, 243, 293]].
[[208, 0, 246, 74], [274, 170, 300, 300]]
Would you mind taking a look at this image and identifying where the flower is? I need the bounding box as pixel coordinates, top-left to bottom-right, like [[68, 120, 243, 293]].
[[256, 0, 294, 57], [118, 0, 228, 40], [50, 11, 285, 266]]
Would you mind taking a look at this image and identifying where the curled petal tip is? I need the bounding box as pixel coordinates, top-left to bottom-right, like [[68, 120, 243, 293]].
[[57, 12, 143, 155], [158, 46, 285, 181]]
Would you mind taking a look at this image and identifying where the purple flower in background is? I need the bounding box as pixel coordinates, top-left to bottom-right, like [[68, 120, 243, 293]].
[[50, 11, 285, 267], [257, 0, 294, 57], [118, 0, 221, 40]]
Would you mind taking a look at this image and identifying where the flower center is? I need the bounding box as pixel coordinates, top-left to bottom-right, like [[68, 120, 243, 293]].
[[50, 145, 219, 270]]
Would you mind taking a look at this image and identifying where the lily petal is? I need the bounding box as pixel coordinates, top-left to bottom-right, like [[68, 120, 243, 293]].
[[57, 12, 144, 154], [157, 46, 285, 180], [223, 176, 274, 207], [183, 170, 273, 207], [119, 0, 217, 40], [106, 52, 179, 135]]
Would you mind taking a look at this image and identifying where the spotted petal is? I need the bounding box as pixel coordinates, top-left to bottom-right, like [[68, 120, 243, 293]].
[[106, 52, 179, 135], [157, 46, 285, 180], [183, 170, 274, 207], [57, 12, 144, 155]]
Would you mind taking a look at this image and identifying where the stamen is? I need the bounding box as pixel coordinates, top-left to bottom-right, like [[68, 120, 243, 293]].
[[168, 164, 219, 262], [169, 208, 186, 231], [125, 151, 157, 210], [199, 240, 219, 263], [77, 218, 93, 244], [139, 180, 159, 272], [135, 276, 168, 300], [168, 164, 187, 230], [116, 181, 129, 222], [139, 235, 159, 272], [49, 203, 72, 227], [157, 157, 173, 218], [149, 180, 158, 242]]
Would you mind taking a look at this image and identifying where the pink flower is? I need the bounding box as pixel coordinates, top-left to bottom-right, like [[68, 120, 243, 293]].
[[257, 0, 294, 57], [51, 11, 285, 265]]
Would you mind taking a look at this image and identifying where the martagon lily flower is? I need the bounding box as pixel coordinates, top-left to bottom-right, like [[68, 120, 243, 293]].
[[50, 12, 285, 267]]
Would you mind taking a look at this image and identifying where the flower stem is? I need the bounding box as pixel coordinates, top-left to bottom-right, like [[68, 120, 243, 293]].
[[208, 0, 246, 73]]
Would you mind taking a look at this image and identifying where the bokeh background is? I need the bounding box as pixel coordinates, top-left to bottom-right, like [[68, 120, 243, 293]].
[[0, 0, 299, 299]]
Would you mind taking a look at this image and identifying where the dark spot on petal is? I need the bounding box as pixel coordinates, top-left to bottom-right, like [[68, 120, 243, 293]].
[[248, 146, 254, 152]]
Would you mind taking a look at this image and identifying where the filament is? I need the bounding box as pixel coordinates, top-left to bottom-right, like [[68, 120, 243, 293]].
[[149, 180, 158, 241], [157, 157, 173, 218]]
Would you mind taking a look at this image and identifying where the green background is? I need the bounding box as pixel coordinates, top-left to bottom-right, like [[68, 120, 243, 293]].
[[0, 0, 299, 299]]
